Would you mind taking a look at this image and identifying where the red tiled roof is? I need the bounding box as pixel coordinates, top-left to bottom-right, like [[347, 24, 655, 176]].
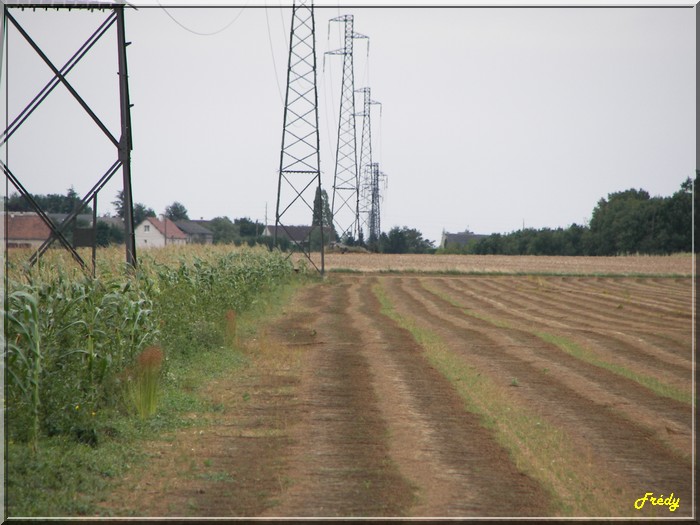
[[6, 213, 51, 241], [146, 216, 187, 239]]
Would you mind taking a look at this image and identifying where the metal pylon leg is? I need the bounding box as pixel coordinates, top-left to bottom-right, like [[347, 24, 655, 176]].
[[2, 4, 136, 271]]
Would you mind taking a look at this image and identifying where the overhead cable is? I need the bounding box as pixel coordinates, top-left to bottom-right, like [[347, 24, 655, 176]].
[[157, 2, 247, 37]]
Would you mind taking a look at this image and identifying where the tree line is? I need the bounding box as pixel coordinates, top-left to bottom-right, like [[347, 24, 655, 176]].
[[2, 186, 442, 254], [439, 178, 695, 256], [7, 176, 694, 255]]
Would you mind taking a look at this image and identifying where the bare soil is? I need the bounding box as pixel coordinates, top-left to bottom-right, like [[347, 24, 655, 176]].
[[99, 272, 694, 518]]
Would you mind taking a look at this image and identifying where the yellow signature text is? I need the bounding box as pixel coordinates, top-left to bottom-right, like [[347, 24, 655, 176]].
[[634, 492, 680, 512]]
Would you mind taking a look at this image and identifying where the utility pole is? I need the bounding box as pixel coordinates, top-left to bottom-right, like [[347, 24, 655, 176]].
[[355, 86, 381, 244], [325, 15, 366, 244], [275, 0, 324, 274]]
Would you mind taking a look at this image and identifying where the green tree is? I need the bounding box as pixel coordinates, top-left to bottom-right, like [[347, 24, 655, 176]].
[[112, 190, 126, 219], [694, 173, 699, 254], [134, 204, 156, 226], [312, 187, 333, 228], [379, 226, 435, 254], [310, 187, 335, 250], [5, 188, 92, 215], [112, 190, 155, 226], [95, 221, 125, 247], [588, 189, 653, 255], [234, 217, 264, 238], [164, 201, 189, 222], [208, 216, 238, 244], [654, 178, 692, 253]]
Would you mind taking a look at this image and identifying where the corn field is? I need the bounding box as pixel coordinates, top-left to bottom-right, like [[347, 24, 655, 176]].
[[3, 245, 294, 450]]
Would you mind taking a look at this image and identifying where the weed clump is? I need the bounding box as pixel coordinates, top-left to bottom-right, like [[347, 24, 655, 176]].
[[128, 346, 165, 419]]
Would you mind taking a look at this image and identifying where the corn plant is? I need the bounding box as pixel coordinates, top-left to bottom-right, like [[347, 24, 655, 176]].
[[5, 267, 160, 443], [5, 288, 42, 452], [4, 245, 292, 446]]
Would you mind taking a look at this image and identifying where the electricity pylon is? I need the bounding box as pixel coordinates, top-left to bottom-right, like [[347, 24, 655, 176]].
[[367, 162, 387, 247], [325, 14, 366, 244], [355, 86, 380, 244], [275, 0, 324, 274], [2, 3, 136, 271]]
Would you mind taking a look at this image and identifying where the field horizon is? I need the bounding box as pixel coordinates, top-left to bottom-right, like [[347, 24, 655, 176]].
[[294, 252, 694, 276]]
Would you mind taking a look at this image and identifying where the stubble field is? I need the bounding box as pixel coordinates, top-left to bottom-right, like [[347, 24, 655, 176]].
[[317, 252, 693, 276], [99, 253, 694, 518]]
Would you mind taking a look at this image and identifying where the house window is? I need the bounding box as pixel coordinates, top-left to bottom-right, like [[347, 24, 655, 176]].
[[144, 225, 150, 232]]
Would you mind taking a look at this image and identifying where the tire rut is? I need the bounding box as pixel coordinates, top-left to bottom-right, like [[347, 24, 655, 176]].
[[264, 280, 414, 517], [347, 275, 552, 517]]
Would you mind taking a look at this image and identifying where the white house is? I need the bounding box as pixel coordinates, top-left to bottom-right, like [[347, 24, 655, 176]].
[[135, 216, 187, 248]]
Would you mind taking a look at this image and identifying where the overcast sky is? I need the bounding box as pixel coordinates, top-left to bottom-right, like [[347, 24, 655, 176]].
[[1, 1, 695, 244]]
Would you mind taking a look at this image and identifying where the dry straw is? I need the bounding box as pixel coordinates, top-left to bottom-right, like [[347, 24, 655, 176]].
[[225, 309, 238, 348]]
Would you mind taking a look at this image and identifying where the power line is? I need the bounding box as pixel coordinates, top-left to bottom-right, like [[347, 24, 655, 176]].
[[279, 6, 288, 52], [157, 3, 248, 37], [264, 5, 285, 105]]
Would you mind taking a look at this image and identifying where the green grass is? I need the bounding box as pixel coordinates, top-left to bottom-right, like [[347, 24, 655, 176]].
[[534, 331, 692, 405], [5, 269, 308, 518], [6, 434, 144, 517], [372, 282, 640, 517]]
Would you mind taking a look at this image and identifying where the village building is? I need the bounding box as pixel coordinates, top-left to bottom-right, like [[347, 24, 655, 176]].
[[134, 216, 187, 248], [4, 212, 51, 248], [262, 225, 334, 246], [175, 220, 214, 244], [262, 224, 315, 244]]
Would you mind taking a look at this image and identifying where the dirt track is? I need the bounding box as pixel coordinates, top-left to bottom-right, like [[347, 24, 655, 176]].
[[101, 273, 693, 518]]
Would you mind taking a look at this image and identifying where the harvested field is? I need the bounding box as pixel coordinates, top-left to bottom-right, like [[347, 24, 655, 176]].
[[308, 253, 693, 276], [101, 266, 694, 518]]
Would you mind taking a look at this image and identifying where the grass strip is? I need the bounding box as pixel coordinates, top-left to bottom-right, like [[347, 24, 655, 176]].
[[422, 283, 692, 405], [5, 276, 308, 518], [372, 282, 638, 518], [534, 332, 692, 405]]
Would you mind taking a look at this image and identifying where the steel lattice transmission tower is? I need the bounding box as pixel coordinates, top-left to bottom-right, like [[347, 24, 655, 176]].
[[275, 0, 324, 274], [368, 162, 387, 246], [355, 86, 381, 244], [2, 2, 137, 272], [325, 15, 366, 243]]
